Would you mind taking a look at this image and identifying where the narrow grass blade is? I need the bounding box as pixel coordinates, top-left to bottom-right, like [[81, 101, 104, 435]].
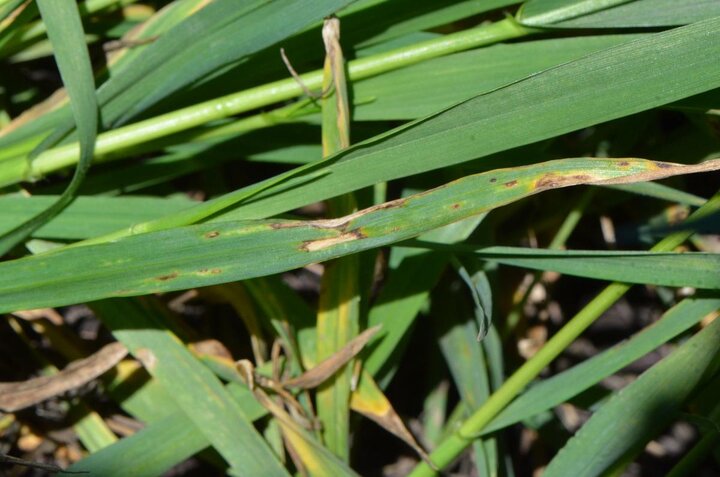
[[212, 17, 720, 222], [521, 0, 720, 28], [407, 191, 720, 477], [484, 297, 720, 434], [518, 0, 637, 26], [350, 370, 430, 463], [0, 0, 97, 255], [0, 0, 28, 26], [105, 360, 182, 424], [243, 276, 316, 372], [543, 314, 720, 477], [72, 366, 270, 475], [353, 35, 644, 120], [316, 17, 357, 460], [0, 195, 193, 240], [0, 158, 716, 313], [0, 0, 37, 56], [244, 379, 360, 477], [604, 182, 706, 207], [91, 299, 290, 477], [67, 412, 210, 476], [0, 17, 530, 186], [111, 0, 356, 127], [6, 14, 720, 197], [453, 259, 493, 340], [28, 0, 357, 155], [434, 285, 496, 475], [0, 0, 206, 153], [407, 245, 720, 289], [666, 390, 720, 477], [350, 0, 520, 48], [366, 216, 482, 387]]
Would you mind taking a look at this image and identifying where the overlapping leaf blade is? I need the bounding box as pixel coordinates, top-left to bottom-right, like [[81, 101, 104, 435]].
[[520, 0, 720, 28], [483, 297, 720, 434], [214, 16, 720, 221], [543, 313, 720, 477], [92, 299, 290, 477], [0, 0, 97, 255], [0, 158, 714, 312]]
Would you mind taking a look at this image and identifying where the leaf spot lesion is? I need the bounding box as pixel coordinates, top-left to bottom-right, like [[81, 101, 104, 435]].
[[301, 228, 366, 252], [156, 272, 179, 281], [197, 268, 222, 276]]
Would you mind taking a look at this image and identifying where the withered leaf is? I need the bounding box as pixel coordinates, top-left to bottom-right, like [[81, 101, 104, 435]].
[[282, 326, 381, 389], [0, 342, 127, 412]]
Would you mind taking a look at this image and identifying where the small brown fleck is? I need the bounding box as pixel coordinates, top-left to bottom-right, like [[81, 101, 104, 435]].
[[451, 203, 461, 210], [655, 161, 672, 169], [156, 272, 178, 281], [490, 178, 497, 183], [572, 174, 592, 181], [618, 161, 630, 167], [504, 180, 518, 188], [205, 231, 220, 239], [198, 268, 222, 275]]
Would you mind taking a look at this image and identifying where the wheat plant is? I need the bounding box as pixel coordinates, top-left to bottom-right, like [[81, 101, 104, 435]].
[[0, 1, 719, 476]]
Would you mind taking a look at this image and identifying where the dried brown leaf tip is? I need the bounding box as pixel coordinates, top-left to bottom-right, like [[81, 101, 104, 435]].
[[282, 325, 381, 389], [351, 371, 435, 469], [190, 339, 233, 361], [0, 342, 127, 412], [598, 158, 720, 185]]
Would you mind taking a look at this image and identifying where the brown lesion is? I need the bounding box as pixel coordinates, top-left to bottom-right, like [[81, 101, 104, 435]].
[[535, 173, 593, 190], [156, 272, 179, 281], [269, 222, 304, 230], [198, 268, 222, 276], [280, 197, 409, 235], [301, 228, 366, 252], [204, 231, 220, 239], [504, 180, 518, 188]]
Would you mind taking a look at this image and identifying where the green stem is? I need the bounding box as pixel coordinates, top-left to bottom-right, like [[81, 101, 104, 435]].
[[0, 17, 534, 187], [410, 190, 720, 476]]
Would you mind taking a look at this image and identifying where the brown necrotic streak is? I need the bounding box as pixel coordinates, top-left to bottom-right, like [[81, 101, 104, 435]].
[[534, 173, 593, 190], [156, 272, 179, 281], [301, 229, 366, 252]]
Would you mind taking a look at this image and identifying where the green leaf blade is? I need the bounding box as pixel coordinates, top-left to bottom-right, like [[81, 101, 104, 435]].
[[543, 311, 720, 477], [0, 0, 97, 255]]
